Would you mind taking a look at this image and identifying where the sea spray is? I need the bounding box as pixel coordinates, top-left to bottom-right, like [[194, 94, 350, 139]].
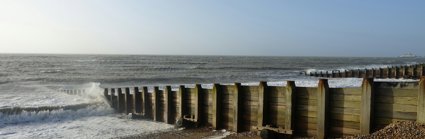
[[0, 82, 113, 127]]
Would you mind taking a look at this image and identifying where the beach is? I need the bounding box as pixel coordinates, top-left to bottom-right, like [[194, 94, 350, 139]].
[[1, 54, 425, 138]]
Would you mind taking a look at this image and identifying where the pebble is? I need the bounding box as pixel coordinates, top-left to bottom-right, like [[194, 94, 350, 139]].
[[346, 121, 425, 139]]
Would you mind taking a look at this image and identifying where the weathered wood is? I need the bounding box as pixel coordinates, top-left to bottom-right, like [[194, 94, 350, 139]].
[[331, 114, 360, 122], [164, 86, 172, 124], [117, 88, 125, 113], [375, 96, 417, 105], [330, 107, 361, 116], [152, 86, 161, 121], [331, 101, 361, 108], [360, 78, 373, 135], [178, 85, 185, 120], [331, 88, 362, 95], [285, 81, 295, 131], [133, 87, 142, 114], [124, 87, 132, 114], [330, 120, 360, 130], [317, 79, 329, 139], [375, 88, 417, 97], [194, 84, 202, 125], [257, 81, 267, 129], [296, 105, 318, 111], [395, 66, 400, 78], [233, 83, 242, 132], [153, 87, 160, 121], [103, 88, 109, 102], [212, 83, 221, 129], [298, 99, 318, 106], [331, 94, 361, 102], [110, 88, 117, 109], [142, 87, 149, 118], [375, 103, 417, 112], [374, 111, 417, 120], [375, 118, 411, 125], [418, 76, 425, 123]]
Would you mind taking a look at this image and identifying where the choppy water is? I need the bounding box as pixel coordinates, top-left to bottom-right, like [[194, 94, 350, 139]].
[[0, 54, 424, 138], [1, 54, 423, 86]]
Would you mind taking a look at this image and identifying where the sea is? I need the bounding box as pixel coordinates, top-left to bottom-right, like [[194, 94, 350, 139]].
[[0, 54, 424, 138]]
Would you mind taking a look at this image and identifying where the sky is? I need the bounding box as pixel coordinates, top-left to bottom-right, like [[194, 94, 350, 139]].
[[0, 1, 424, 57]]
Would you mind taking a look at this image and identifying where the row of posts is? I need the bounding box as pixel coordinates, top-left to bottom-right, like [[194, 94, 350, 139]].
[[308, 64, 425, 79], [101, 77, 425, 139], [61, 89, 86, 95]]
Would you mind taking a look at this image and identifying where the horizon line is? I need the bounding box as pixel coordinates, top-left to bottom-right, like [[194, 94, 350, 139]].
[[0, 52, 409, 58]]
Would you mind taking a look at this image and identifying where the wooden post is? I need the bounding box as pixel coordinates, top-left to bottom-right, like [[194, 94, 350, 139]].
[[257, 81, 268, 129], [285, 81, 296, 131], [408, 66, 414, 78], [401, 66, 405, 78], [317, 79, 329, 139], [110, 88, 117, 109], [361, 78, 374, 134], [133, 87, 142, 114], [385, 67, 389, 78], [164, 86, 173, 124], [194, 84, 202, 126], [233, 83, 242, 132], [364, 69, 369, 78], [379, 68, 384, 78], [421, 65, 425, 77], [418, 77, 425, 123], [357, 69, 361, 78], [104, 88, 109, 103], [178, 85, 185, 120], [117, 88, 125, 113], [142, 87, 149, 118], [395, 66, 400, 79], [212, 83, 221, 129], [153, 86, 160, 121], [125, 87, 132, 114], [413, 66, 419, 79]]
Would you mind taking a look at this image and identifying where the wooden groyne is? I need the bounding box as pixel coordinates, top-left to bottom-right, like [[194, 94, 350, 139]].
[[307, 64, 425, 79], [101, 77, 425, 138], [61, 89, 86, 95]]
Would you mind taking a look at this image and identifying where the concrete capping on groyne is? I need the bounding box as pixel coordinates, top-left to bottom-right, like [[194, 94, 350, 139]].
[[307, 63, 425, 79], [101, 77, 425, 138]]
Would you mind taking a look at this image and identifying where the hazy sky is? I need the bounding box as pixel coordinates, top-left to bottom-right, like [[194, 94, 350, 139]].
[[1, 1, 424, 57]]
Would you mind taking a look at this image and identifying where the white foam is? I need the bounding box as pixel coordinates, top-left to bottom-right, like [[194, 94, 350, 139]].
[[0, 82, 102, 108], [0, 82, 173, 139], [0, 114, 173, 139]]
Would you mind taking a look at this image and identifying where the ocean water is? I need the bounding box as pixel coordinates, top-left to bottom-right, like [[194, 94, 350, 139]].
[[0, 54, 424, 138]]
